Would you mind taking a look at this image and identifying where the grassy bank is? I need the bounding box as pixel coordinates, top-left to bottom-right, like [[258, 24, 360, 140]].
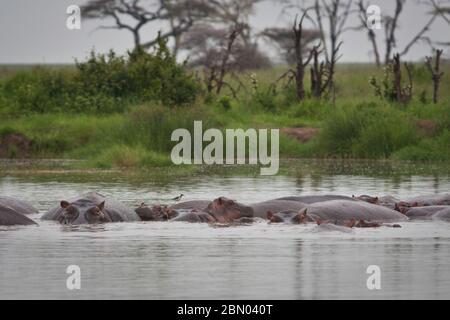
[[0, 58, 449, 168]]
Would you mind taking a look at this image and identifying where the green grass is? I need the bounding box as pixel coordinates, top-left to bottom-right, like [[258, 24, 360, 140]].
[[0, 62, 449, 168]]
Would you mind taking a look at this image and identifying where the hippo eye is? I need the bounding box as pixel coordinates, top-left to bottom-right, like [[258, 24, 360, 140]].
[[90, 207, 102, 215], [65, 206, 75, 214]]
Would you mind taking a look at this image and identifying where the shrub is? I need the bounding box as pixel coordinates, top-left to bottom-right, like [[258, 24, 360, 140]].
[[0, 38, 199, 115], [318, 103, 419, 158]]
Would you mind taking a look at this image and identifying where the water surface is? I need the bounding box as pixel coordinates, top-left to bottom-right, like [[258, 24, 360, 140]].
[[1, 160, 449, 300]]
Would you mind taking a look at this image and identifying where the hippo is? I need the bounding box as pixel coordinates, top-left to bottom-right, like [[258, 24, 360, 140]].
[[205, 197, 254, 223], [432, 207, 450, 222], [276, 195, 354, 204], [42, 192, 141, 225], [250, 200, 307, 219], [171, 210, 216, 223], [396, 194, 450, 213], [353, 195, 400, 210], [267, 210, 312, 224], [298, 200, 408, 225], [0, 203, 38, 226], [170, 201, 211, 211], [0, 196, 38, 215], [135, 204, 178, 221], [403, 206, 450, 220]]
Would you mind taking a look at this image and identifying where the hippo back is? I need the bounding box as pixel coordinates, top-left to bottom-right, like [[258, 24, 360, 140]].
[[250, 200, 307, 219], [406, 206, 449, 220], [276, 195, 354, 204], [0, 196, 38, 215], [432, 207, 450, 222], [404, 194, 450, 206], [0, 204, 38, 226], [170, 200, 211, 211], [305, 200, 408, 223]]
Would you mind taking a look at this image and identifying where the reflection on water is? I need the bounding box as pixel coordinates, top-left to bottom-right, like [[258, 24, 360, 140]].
[[0, 161, 449, 300]]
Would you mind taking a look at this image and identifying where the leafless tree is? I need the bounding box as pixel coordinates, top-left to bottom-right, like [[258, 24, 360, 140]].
[[344, 0, 442, 65], [425, 49, 445, 103], [310, 44, 332, 98], [355, 0, 381, 66], [392, 54, 413, 104], [312, 0, 351, 95]]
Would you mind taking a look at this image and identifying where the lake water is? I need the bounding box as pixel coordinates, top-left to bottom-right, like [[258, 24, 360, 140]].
[[0, 160, 449, 300]]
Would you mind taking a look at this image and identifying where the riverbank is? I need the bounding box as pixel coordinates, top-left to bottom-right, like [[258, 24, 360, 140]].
[[1, 62, 449, 167]]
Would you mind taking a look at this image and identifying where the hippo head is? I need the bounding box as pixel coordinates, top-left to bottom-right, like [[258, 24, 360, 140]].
[[394, 201, 417, 214], [267, 210, 312, 224], [206, 197, 254, 223], [135, 204, 178, 221], [59, 200, 110, 224], [354, 195, 379, 204]]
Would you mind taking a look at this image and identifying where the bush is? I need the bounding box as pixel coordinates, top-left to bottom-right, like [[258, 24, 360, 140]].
[[318, 103, 419, 158], [392, 130, 450, 161], [0, 38, 199, 115]]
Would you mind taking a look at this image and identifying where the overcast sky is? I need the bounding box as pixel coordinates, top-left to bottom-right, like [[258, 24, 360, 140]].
[[0, 0, 448, 64]]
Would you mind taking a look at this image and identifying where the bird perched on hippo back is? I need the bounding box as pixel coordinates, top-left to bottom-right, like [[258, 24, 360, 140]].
[[42, 192, 140, 225]]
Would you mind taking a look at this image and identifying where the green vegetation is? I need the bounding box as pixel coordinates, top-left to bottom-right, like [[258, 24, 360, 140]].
[[0, 49, 449, 169]]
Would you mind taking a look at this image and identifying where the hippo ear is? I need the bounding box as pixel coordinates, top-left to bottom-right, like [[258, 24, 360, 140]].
[[61, 201, 70, 209], [217, 197, 224, 205], [98, 201, 105, 211], [267, 211, 274, 220]]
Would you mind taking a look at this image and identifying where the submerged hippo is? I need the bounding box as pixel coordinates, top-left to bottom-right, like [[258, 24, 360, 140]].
[[276, 195, 354, 204], [396, 194, 450, 213], [170, 201, 211, 211], [403, 206, 450, 220], [267, 210, 311, 224], [0, 203, 38, 226], [43, 192, 141, 225], [250, 200, 307, 219], [432, 207, 450, 222], [0, 196, 38, 215], [205, 197, 254, 223], [299, 200, 408, 225], [353, 195, 400, 210]]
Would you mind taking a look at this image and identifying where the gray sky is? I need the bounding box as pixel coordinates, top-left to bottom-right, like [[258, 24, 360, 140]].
[[0, 0, 448, 64]]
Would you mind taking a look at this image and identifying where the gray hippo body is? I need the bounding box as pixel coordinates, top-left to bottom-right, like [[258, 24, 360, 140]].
[[405, 206, 449, 220], [0, 196, 38, 215], [276, 195, 354, 204], [170, 201, 211, 211], [250, 200, 307, 219], [0, 203, 38, 226], [402, 194, 450, 207], [43, 192, 140, 225], [432, 207, 450, 222], [301, 200, 408, 224]]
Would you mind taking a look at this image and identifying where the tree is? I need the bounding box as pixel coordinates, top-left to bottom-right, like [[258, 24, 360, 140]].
[[261, 27, 321, 64], [81, 0, 213, 52], [178, 0, 271, 70], [425, 49, 445, 104], [356, 0, 440, 64]]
